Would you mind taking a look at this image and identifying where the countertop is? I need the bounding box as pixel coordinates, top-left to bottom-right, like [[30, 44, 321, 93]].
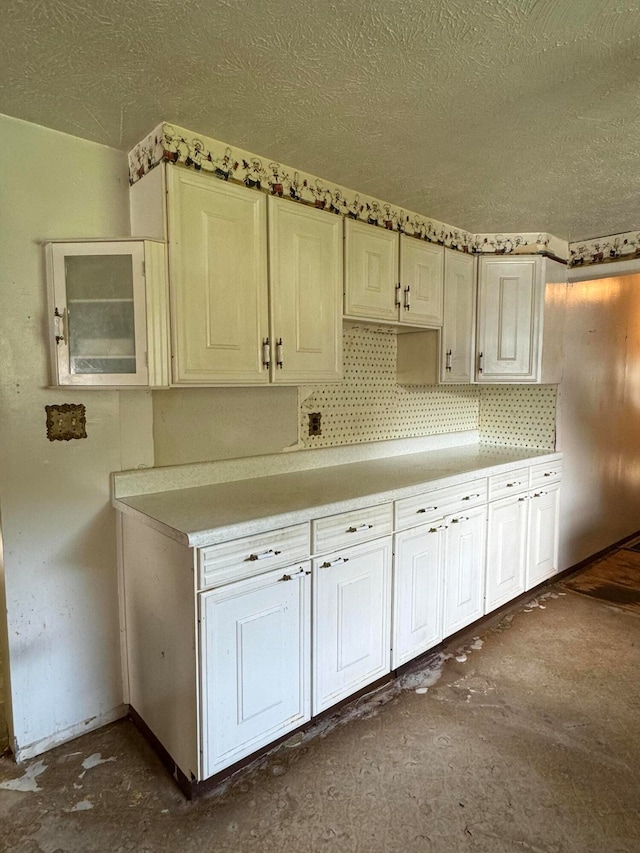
[[113, 443, 561, 548]]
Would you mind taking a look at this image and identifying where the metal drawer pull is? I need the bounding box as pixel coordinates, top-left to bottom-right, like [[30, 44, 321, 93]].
[[320, 557, 349, 568], [518, 495, 532, 501], [429, 524, 448, 533], [278, 568, 306, 582], [417, 506, 438, 514], [347, 523, 373, 533], [246, 549, 282, 562], [543, 471, 557, 477], [450, 516, 469, 524], [462, 493, 481, 501], [506, 481, 522, 488], [278, 573, 292, 582], [446, 349, 452, 371], [534, 491, 548, 498]]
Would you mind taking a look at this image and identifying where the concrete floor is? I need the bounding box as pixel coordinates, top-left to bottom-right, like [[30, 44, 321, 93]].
[[1, 585, 639, 853]]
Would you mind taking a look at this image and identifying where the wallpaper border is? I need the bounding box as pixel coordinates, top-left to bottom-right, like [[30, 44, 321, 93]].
[[128, 122, 567, 261]]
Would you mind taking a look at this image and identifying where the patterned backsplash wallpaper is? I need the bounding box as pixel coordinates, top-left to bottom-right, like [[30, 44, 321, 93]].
[[298, 326, 557, 451]]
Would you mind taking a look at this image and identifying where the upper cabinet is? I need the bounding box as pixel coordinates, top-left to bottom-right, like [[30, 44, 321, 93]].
[[45, 239, 169, 387], [133, 166, 342, 386], [475, 255, 567, 384], [440, 249, 476, 384], [344, 219, 444, 327], [268, 196, 342, 384]]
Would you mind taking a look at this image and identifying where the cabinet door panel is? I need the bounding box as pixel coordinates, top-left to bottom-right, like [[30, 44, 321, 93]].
[[313, 538, 392, 714], [168, 170, 269, 384], [399, 238, 444, 326], [200, 567, 310, 777], [441, 249, 475, 383], [393, 524, 445, 668], [526, 485, 560, 589], [269, 198, 342, 382], [476, 257, 540, 382], [486, 495, 527, 613], [443, 505, 486, 636], [344, 220, 399, 322]]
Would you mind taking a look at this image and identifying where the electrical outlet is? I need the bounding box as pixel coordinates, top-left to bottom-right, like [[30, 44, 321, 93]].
[[308, 412, 322, 437], [45, 403, 87, 441]]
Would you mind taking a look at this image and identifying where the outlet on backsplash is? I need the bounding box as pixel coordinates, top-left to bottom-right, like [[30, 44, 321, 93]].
[[308, 412, 322, 437]]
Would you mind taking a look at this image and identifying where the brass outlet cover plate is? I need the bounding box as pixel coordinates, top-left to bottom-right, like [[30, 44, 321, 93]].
[[45, 403, 87, 441]]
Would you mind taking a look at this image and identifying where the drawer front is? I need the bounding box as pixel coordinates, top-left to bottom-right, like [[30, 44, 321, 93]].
[[395, 479, 488, 530], [488, 467, 530, 501], [530, 459, 563, 488], [199, 523, 310, 589], [312, 503, 393, 555]]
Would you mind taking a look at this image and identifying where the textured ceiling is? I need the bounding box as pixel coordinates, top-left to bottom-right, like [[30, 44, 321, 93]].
[[2, 0, 640, 241]]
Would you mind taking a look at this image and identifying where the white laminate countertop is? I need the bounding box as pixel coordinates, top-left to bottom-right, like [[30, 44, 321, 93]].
[[113, 444, 561, 548]]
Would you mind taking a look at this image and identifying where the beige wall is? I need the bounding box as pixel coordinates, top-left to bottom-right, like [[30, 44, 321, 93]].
[[0, 115, 152, 757], [557, 274, 640, 568]]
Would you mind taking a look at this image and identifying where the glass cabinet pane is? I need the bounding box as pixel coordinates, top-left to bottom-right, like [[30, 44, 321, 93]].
[[65, 254, 136, 375]]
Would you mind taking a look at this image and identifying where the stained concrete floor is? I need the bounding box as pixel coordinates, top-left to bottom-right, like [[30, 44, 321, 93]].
[[1, 585, 640, 853]]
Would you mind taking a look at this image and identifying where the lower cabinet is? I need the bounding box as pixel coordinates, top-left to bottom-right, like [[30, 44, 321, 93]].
[[442, 505, 487, 636], [526, 484, 560, 589], [392, 504, 487, 666], [392, 523, 445, 668], [313, 538, 392, 714], [486, 483, 561, 612], [199, 564, 311, 778]]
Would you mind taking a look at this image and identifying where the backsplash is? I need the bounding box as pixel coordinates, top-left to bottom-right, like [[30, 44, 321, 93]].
[[298, 326, 556, 451], [478, 385, 557, 451]]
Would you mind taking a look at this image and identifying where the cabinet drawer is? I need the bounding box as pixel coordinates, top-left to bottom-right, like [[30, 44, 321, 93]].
[[488, 467, 529, 501], [530, 459, 562, 488], [312, 503, 392, 555], [395, 479, 488, 530], [198, 523, 310, 589]]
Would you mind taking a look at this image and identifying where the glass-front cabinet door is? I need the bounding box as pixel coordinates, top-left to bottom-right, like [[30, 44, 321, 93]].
[[45, 240, 168, 386]]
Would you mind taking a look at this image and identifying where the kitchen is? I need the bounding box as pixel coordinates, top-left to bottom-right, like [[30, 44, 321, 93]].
[[1, 1, 640, 839]]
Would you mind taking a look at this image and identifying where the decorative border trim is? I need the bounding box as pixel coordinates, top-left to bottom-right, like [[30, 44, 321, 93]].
[[568, 230, 640, 268], [128, 123, 568, 260]]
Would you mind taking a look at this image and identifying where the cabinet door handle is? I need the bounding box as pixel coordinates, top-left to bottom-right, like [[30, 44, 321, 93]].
[[428, 524, 448, 533], [276, 338, 284, 369], [395, 283, 402, 307], [543, 471, 558, 477], [518, 495, 532, 502], [506, 481, 522, 488], [246, 549, 282, 562], [450, 516, 469, 524], [477, 352, 483, 373], [416, 506, 438, 514], [278, 573, 292, 582], [404, 285, 410, 311], [54, 307, 67, 345], [533, 490, 548, 498], [462, 493, 481, 501], [446, 350, 452, 371], [320, 557, 349, 569], [262, 337, 271, 369], [278, 568, 306, 582], [346, 523, 373, 533]]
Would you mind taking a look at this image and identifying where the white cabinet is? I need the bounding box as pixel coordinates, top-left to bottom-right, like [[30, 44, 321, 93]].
[[526, 484, 560, 589], [199, 564, 311, 778], [132, 166, 342, 386], [268, 196, 342, 383], [45, 239, 168, 387], [442, 505, 487, 636], [485, 493, 528, 613], [485, 466, 561, 612], [167, 168, 269, 385], [313, 537, 392, 714], [393, 490, 487, 665], [475, 255, 567, 383], [344, 219, 443, 327], [440, 249, 476, 384], [393, 523, 445, 668]]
